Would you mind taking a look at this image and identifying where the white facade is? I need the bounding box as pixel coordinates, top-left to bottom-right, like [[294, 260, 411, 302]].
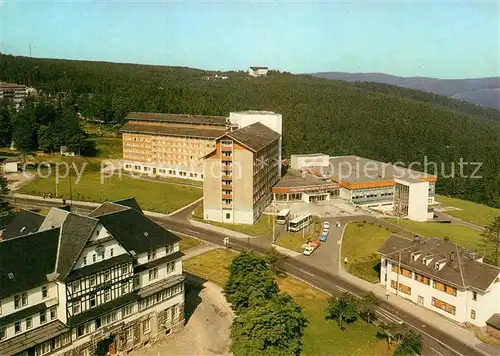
[[229, 110, 283, 176], [380, 258, 500, 326], [123, 162, 204, 181], [395, 178, 431, 222], [290, 154, 330, 170], [247, 67, 268, 77]]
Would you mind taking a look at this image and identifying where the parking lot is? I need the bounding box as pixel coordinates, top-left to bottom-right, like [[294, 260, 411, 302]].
[[270, 198, 366, 218]]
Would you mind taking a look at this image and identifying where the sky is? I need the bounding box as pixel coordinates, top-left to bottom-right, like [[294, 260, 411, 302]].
[[0, 0, 499, 78]]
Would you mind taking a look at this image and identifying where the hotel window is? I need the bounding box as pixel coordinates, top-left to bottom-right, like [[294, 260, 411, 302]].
[[90, 275, 96, 286], [104, 270, 111, 282], [72, 300, 81, 314], [104, 289, 111, 302], [471, 310, 476, 319], [14, 294, 21, 309], [83, 256, 87, 265], [122, 264, 129, 275], [90, 294, 96, 308], [125, 326, 134, 342], [110, 248, 114, 257], [148, 250, 156, 261], [42, 285, 48, 298], [73, 281, 80, 293], [40, 311, 47, 324], [122, 304, 134, 318], [93, 254, 96, 262], [15, 321, 21, 334], [26, 316, 32, 329], [121, 282, 129, 295], [149, 267, 158, 281], [142, 318, 151, 333], [50, 307, 57, 320], [472, 292, 477, 301]]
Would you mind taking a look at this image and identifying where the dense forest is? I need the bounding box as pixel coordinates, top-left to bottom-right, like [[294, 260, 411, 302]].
[[1, 54, 499, 208]]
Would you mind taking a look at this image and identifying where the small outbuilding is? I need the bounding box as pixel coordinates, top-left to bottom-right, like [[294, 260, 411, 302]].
[[486, 314, 500, 339], [0, 157, 20, 173]]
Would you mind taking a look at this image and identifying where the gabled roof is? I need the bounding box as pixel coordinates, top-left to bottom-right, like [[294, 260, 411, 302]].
[[89, 198, 144, 217], [378, 235, 500, 292], [95, 208, 180, 254], [88, 202, 129, 217], [1, 210, 45, 240], [221, 122, 280, 152], [486, 314, 500, 330], [56, 214, 100, 280], [113, 197, 144, 214], [0, 229, 60, 299], [38, 208, 70, 231]]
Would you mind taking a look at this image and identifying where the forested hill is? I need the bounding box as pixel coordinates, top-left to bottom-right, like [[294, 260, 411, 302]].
[[1, 54, 500, 208]]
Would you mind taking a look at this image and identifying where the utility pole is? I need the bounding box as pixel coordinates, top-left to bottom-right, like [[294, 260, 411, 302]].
[[68, 160, 73, 209], [272, 200, 276, 244], [29, 43, 32, 57]]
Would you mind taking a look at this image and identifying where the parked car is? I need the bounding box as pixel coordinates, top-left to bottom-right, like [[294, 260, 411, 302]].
[[320, 230, 328, 242], [323, 221, 330, 229], [303, 241, 321, 255]]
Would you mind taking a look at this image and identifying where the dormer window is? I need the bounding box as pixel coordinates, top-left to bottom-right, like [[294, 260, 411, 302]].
[[148, 250, 156, 261]]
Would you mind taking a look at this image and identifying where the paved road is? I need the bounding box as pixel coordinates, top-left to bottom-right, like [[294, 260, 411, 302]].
[[9, 197, 485, 356]]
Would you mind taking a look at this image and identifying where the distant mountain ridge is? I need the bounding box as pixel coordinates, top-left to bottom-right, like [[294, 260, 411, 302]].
[[312, 72, 500, 110]]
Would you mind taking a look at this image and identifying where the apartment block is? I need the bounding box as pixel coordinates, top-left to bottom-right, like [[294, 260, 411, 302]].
[[378, 235, 500, 326], [203, 121, 281, 224], [120, 112, 228, 181], [0, 83, 28, 108], [0, 198, 185, 356]]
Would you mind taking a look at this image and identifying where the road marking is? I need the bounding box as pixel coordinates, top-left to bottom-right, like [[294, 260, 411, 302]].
[[430, 346, 445, 356], [296, 268, 314, 277]]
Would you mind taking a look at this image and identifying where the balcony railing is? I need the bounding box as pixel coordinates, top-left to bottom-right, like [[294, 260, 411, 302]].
[[221, 165, 232, 171], [221, 184, 232, 190], [221, 144, 233, 151], [221, 155, 233, 161], [222, 203, 233, 209], [222, 193, 233, 199], [221, 174, 232, 180]]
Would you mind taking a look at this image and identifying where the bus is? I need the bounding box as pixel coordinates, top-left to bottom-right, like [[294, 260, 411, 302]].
[[288, 213, 312, 232], [276, 209, 291, 225]]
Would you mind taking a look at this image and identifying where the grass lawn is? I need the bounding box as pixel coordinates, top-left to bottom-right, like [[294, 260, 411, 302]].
[[94, 137, 123, 159], [436, 194, 500, 227], [184, 249, 391, 356], [19, 171, 202, 213], [387, 218, 484, 253], [179, 235, 201, 251], [341, 222, 393, 283], [275, 217, 322, 252], [183, 248, 237, 286], [192, 204, 273, 236]]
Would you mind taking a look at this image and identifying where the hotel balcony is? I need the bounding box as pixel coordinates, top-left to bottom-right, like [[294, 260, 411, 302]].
[[221, 155, 233, 161], [221, 184, 232, 190], [222, 202, 233, 209], [221, 165, 232, 171], [221, 174, 233, 180], [221, 144, 233, 151], [222, 193, 233, 199]]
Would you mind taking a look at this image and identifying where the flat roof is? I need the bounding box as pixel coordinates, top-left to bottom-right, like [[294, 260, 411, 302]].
[[292, 153, 328, 158], [273, 169, 340, 193], [126, 112, 228, 126], [231, 110, 277, 115], [325, 155, 436, 184], [0, 82, 26, 89], [120, 123, 226, 139]]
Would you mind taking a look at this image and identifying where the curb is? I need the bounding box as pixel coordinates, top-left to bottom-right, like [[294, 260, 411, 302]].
[[168, 197, 203, 217]]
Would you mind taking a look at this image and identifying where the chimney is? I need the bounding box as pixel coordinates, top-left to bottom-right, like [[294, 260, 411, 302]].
[[450, 251, 456, 261]]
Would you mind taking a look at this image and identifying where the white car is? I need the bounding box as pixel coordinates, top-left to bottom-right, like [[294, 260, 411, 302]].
[[323, 221, 330, 229], [303, 246, 315, 256]]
